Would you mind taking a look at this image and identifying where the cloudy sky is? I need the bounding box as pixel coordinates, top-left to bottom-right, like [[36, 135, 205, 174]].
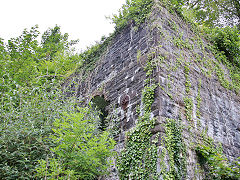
[[0, 0, 126, 51]]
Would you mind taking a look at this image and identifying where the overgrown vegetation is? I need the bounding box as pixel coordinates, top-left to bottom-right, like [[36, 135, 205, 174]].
[[114, 0, 240, 179], [36, 106, 115, 179], [0, 25, 115, 179], [1, 0, 240, 179], [162, 118, 187, 179], [183, 0, 240, 28], [0, 77, 76, 179], [118, 47, 158, 179], [207, 26, 240, 67], [118, 112, 158, 179], [163, 1, 240, 178], [0, 25, 80, 87], [111, 0, 154, 30], [111, 0, 240, 91], [196, 134, 240, 179], [180, 1, 240, 91]]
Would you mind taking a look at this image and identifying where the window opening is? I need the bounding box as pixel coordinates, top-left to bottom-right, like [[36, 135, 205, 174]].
[[91, 95, 110, 130]]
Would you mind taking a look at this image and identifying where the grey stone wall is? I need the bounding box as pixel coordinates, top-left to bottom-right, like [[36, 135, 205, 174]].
[[64, 3, 240, 179]]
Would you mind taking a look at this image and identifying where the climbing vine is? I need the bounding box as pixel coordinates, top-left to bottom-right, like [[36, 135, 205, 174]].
[[196, 79, 202, 127], [118, 112, 158, 179], [195, 134, 240, 179], [173, 33, 193, 50], [184, 62, 191, 94], [183, 61, 193, 124], [162, 118, 187, 180], [118, 49, 158, 179], [142, 84, 157, 111], [115, 1, 240, 179]]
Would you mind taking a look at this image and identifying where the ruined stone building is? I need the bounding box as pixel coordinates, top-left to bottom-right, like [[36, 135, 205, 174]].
[[64, 1, 240, 179]]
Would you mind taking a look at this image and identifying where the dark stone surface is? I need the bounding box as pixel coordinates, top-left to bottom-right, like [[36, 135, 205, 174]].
[[63, 4, 240, 180]]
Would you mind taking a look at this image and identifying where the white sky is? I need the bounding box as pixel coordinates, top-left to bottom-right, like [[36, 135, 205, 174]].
[[0, 0, 125, 51]]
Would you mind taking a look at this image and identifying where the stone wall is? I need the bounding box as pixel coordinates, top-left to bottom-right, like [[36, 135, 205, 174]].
[[64, 3, 240, 179]]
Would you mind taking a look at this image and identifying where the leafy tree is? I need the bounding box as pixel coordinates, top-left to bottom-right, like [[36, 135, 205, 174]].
[[41, 25, 78, 61], [0, 79, 77, 179], [38, 51, 82, 80], [0, 25, 80, 86], [38, 25, 80, 82], [5, 26, 41, 85], [183, 0, 240, 28], [0, 24, 115, 180]]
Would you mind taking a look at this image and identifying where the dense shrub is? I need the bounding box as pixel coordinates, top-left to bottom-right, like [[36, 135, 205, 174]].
[[0, 79, 76, 179], [208, 26, 240, 67], [0, 25, 115, 179], [35, 106, 115, 179]]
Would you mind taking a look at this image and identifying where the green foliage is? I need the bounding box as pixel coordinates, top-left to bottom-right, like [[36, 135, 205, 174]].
[[0, 25, 114, 180], [5, 25, 40, 84], [183, 97, 193, 122], [118, 113, 158, 179], [205, 29, 240, 92], [41, 25, 78, 61], [142, 52, 157, 111], [1, 1, 240, 179], [183, 61, 193, 123], [161, 0, 184, 14], [144, 52, 158, 76], [170, 0, 240, 92], [163, 118, 187, 179], [111, 0, 154, 30], [0, 79, 76, 179], [0, 25, 80, 86], [142, 84, 157, 111], [196, 79, 202, 119], [35, 106, 115, 179], [38, 51, 81, 81], [196, 137, 240, 179], [207, 26, 240, 68], [184, 62, 191, 94], [36, 158, 76, 179], [168, 19, 179, 31], [173, 33, 193, 50], [183, 0, 240, 28]]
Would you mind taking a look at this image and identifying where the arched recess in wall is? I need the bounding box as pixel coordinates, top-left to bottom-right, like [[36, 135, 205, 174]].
[[91, 95, 110, 131]]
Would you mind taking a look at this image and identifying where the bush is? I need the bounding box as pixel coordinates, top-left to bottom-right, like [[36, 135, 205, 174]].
[[0, 25, 115, 180], [35, 106, 115, 179], [0, 79, 77, 179]]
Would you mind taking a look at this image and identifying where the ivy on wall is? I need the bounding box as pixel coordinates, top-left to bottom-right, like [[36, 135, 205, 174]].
[[118, 43, 188, 179], [118, 112, 158, 179], [74, 0, 240, 179], [162, 118, 187, 179], [196, 133, 240, 179], [117, 48, 158, 179]]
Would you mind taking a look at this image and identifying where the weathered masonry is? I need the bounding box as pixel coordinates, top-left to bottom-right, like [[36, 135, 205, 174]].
[[64, 2, 240, 179]]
